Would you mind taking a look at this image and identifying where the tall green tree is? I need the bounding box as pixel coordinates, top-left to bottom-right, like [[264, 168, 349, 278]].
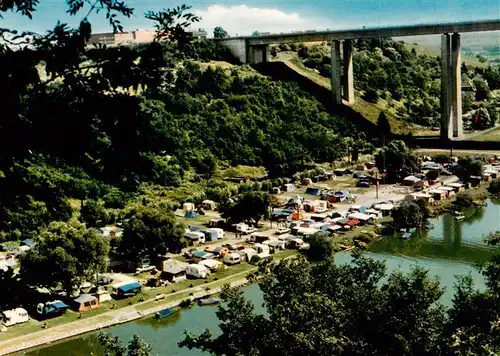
[[21, 221, 109, 297], [221, 191, 270, 226], [120, 205, 186, 258], [81, 200, 110, 228], [180, 253, 446, 355], [375, 140, 421, 182], [456, 158, 483, 182], [99, 333, 152, 356], [307, 233, 335, 261], [213, 26, 228, 38], [392, 201, 425, 230], [377, 112, 391, 137]]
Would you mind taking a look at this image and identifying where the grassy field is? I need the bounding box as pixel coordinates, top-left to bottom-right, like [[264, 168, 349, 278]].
[[470, 127, 500, 142], [283, 55, 416, 135], [415, 148, 500, 157]]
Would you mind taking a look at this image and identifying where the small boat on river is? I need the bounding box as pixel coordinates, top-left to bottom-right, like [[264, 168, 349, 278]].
[[155, 308, 176, 319], [198, 298, 220, 306], [452, 211, 465, 220]]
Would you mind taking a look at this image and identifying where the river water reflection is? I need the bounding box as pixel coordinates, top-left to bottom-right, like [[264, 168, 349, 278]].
[[23, 199, 500, 356]]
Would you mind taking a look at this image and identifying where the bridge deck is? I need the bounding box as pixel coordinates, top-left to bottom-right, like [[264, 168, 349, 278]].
[[222, 19, 500, 45]]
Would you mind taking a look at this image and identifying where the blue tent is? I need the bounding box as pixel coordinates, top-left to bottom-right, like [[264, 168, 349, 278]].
[[42, 301, 69, 315], [184, 211, 199, 219], [117, 282, 142, 294]]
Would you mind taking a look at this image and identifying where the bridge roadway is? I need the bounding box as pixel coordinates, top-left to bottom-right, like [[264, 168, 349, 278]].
[[226, 19, 500, 45], [219, 19, 500, 140]]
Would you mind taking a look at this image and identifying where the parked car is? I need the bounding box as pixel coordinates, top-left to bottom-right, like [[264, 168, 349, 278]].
[[223, 243, 238, 250], [223, 253, 241, 265], [184, 248, 198, 258]]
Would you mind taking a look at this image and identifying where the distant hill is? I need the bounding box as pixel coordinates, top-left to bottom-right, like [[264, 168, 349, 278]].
[[399, 31, 500, 64]]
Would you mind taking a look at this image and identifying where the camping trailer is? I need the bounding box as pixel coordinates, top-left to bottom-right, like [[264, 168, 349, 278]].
[[207, 228, 224, 240], [223, 253, 241, 265], [186, 264, 209, 279], [185, 231, 206, 245], [1, 308, 29, 327]]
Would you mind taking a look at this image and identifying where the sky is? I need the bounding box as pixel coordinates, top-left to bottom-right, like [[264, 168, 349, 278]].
[[1, 0, 499, 37]]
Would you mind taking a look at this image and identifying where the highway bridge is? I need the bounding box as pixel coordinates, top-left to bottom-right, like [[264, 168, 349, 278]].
[[218, 19, 500, 139]]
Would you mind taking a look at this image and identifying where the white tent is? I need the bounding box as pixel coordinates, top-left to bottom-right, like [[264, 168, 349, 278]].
[[347, 212, 373, 222], [198, 259, 222, 271]]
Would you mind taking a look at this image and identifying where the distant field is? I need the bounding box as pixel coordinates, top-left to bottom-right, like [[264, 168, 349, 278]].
[[471, 127, 500, 142], [403, 43, 491, 68]]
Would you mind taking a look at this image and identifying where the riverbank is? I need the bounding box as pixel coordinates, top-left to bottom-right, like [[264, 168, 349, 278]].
[[1, 277, 249, 356], [0, 250, 297, 356]]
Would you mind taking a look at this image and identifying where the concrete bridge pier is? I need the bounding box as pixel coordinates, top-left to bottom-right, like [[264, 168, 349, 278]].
[[440, 33, 463, 139], [331, 40, 343, 105], [451, 33, 463, 137], [331, 40, 355, 105], [343, 39, 355, 103], [248, 44, 270, 64]]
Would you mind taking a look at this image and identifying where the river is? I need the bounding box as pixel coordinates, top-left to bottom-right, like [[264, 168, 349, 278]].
[[22, 199, 500, 356]]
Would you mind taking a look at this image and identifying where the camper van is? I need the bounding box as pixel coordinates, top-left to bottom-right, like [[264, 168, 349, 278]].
[[37, 300, 69, 319], [253, 243, 270, 255], [1, 308, 29, 327], [127, 256, 151, 271], [186, 264, 209, 279], [208, 228, 224, 240], [235, 223, 256, 235], [185, 231, 206, 244], [223, 253, 241, 265]]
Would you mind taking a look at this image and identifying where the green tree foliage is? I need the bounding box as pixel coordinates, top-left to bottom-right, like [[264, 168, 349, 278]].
[[473, 76, 491, 101], [306, 233, 334, 261], [120, 205, 186, 258], [221, 191, 270, 226], [181, 253, 446, 355], [21, 221, 109, 297], [414, 198, 431, 221], [81, 200, 110, 228], [0, 268, 28, 310], [363, 88, 379, 103], [392, 201, 425, 229], [291, 40, 498, 128], [426, 170, 439, 181], [470, 108, 495, 130], [454, 191, 474, 208], [213, 26, 228, 38], [99, 333, 152, 356], [375, 140, 421, 182], [0, 0, 366, 245], [377, 112, 391, 137], [456, 158, 483, 182], [488, 180, 500, 194]]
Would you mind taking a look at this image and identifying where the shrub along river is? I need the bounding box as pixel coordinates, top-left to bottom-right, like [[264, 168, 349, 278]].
[[22, 199, 500, 356]]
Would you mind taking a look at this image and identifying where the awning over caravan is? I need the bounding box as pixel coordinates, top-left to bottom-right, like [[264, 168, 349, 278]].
[[117, 282, 142, 294]]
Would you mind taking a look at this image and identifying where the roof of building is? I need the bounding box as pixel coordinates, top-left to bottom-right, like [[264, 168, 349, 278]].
[[74, 294, 97, 304], [117, 282, 142, 293], [163, 266, 186, 275]]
